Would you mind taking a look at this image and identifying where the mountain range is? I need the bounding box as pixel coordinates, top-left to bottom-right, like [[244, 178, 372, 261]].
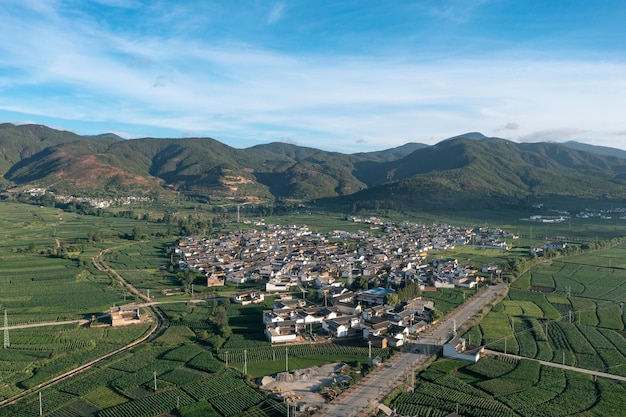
[[2, 123, 626, 210]]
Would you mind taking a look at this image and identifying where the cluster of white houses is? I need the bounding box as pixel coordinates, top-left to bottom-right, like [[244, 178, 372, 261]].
[[260, 287, 434, 347], [258, 286, 484, 363]]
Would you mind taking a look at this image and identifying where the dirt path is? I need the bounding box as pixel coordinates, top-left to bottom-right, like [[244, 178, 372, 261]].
[[0, 247, 164, 409]]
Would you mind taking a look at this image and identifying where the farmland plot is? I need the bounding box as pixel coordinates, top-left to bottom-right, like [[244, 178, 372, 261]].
[[468, 242, 626, 378], [390, 357, 626, 417]]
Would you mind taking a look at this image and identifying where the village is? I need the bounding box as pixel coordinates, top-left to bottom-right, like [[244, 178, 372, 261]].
[[173, 220, 510, 354]]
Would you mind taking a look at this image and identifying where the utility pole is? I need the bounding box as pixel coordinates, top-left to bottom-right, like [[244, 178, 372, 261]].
[[39, 391, 43, 416], [3, 310, 9, 349], [244, 349, 248, 375], [225, 351, 229, 368], [348, 262, 353, 287], [368, 341, 372, 365], [285, 347, 289, 372], [504, 337, 507, 355], [153, 371, 157, 391]]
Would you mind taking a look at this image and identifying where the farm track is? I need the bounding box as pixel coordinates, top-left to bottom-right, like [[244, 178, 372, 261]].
[[483, 349, 626, 382], [0, 247, 167, 409]]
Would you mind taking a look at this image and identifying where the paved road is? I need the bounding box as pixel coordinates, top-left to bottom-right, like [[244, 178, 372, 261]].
[[6, 319, 90, 330], [315, 283, 507, 417]]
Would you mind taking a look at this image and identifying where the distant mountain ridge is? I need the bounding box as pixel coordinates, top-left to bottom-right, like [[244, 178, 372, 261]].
[[1, 123, 626, 210]]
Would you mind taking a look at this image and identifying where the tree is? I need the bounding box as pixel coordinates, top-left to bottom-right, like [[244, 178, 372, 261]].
[[352, 275, 369, 291], [211, 306, 231, 338], [397, 282, 422, 302], [213, 306, 229, 328], [384, 293, 400, 307], [176, 269, 198, 293], [430, 309, 444, 323], [132, 227, 144, 241]]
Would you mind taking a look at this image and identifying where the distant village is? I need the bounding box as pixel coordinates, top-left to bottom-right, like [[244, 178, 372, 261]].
[[174, 221, 511, 351], [24, 188, 152, 208]]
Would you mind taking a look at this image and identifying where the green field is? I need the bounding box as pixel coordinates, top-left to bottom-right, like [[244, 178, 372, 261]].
[[0, 324, 151, 400], [0, 306, 390, 417], [464, 244, 626, 376], [390, 356, 626, 417]]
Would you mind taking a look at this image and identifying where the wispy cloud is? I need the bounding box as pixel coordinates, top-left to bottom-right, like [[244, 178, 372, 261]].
[[91, 0, 142, 8], [426, 0, 494, 22], [267, 2, 285, 25], [518, 128, 589, 143]]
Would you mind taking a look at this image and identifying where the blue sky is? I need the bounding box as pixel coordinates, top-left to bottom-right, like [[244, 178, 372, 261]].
[[1, 0, 626, 153]]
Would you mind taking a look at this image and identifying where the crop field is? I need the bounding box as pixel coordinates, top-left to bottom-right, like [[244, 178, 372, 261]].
[[216, 342, 391, 377], [0, 202, 175, 323], [0, 324, 151, 393], [390, 356, 626, 417], [0, 255, 125, 323], [1, 295, 393, 417], [465, 243, 626, 377], [0, 202, 169, 411], [0, 333, 273, 417]]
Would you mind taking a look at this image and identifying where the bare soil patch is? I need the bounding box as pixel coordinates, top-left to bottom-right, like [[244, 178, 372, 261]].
[[258, 362, 351, 411]]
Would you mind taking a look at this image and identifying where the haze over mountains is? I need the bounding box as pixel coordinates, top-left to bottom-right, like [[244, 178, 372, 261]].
[[1, 123, 626, 210]]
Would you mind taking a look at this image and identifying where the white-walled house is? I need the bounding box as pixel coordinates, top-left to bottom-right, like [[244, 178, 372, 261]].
[[323, 320, 349, 338], [265, 321, 298, 343], [443, 336, 483, 363]]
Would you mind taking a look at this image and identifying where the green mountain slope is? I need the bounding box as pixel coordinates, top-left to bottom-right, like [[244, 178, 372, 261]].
[[561, 140, 626, 160], [2, 124, 626, 208], [342, 136, 626, 210]]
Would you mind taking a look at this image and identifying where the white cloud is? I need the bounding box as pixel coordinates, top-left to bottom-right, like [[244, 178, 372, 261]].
[[1, 2, 626, 152], [494, 122, 519, 132], [517, 128, 589, 143]]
